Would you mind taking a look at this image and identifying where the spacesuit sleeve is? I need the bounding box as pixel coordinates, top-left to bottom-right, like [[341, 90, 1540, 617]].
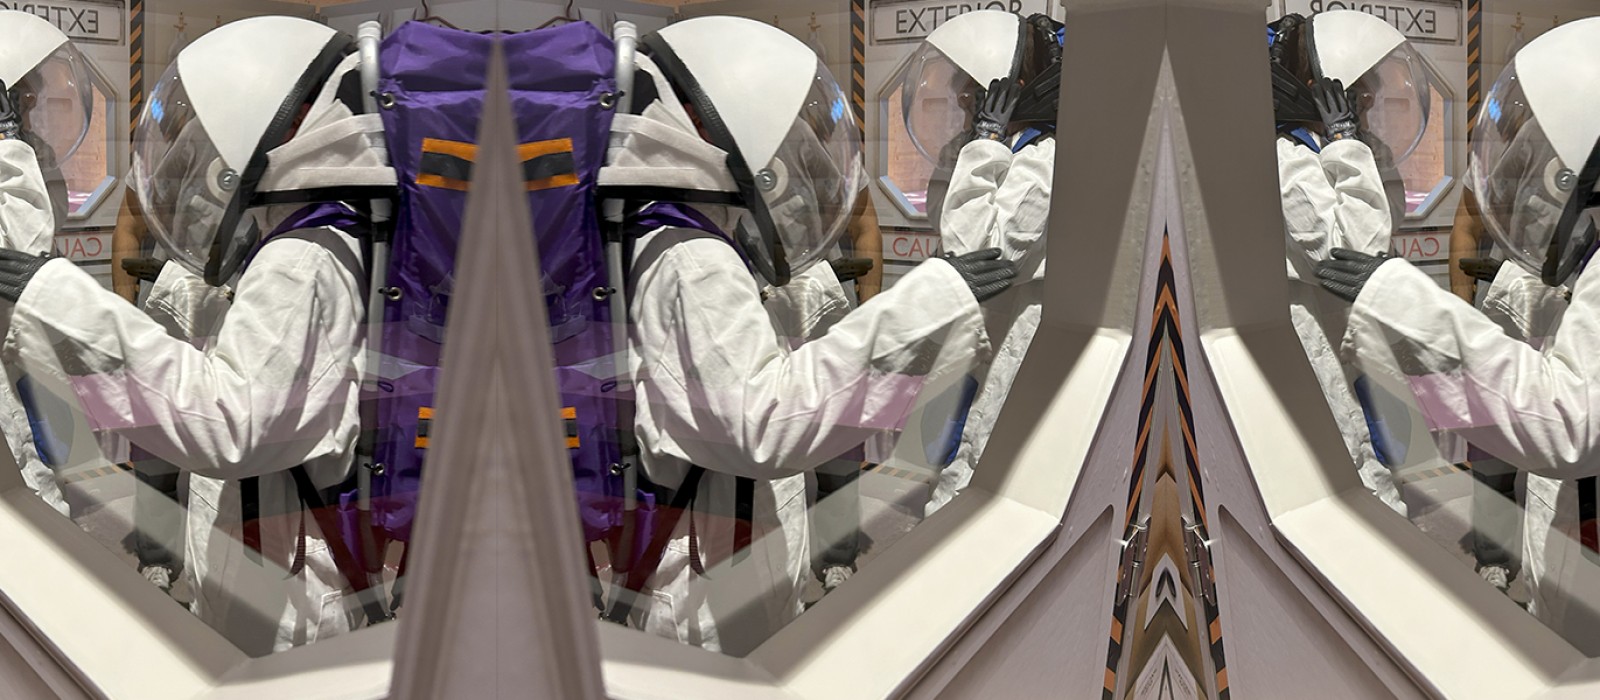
[[1346, 258, 1600, 479], [633, 229, 988, 480], [0, 140, 55, 254], [1479, 262, 1568, 346], [939, 138, 1053, 267], [1279, 138, 1392, 279], [143, 261, 233, 344], [6, 229, 363, 480]]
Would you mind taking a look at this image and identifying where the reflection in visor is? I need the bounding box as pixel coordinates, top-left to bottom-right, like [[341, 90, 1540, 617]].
[[746, 61, 866, 284], [1345, 46, 1431, 165], [902, 44, 983, 164], [132, 69, 243, 280], [13, 44, 94, 163], [1469, 63, 1595, 283]]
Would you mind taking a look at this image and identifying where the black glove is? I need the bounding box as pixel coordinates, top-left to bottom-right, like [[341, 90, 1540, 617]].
[[0, 81, 21, 141], [1313, 77, 1360, 143], [1458, 257, 1504, 283], [1316, 248, 1391, 303], [829, 257, 874, 283], [972, 78, 1019, 143], [121, 257, 166, 284], [0, 249, 55, 303], [944, 248, 1016, 303]]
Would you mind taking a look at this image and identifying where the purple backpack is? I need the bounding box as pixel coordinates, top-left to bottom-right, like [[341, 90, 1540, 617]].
[[336, 20, 651, 604], [260, 22, 731, 619]]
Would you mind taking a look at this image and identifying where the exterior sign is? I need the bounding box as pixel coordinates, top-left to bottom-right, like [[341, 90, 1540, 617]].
[[0, 1, 124, 43], [870, 0, 1051, 44], [1284, 0, 1462, 43]]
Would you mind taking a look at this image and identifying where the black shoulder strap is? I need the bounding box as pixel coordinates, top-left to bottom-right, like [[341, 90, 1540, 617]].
[[1581, 476, 1599, 561], [603, 465, 706, 624], [288, 465, 391, 626], [733, 477, 754, 566], [241, 477, 263, 565]]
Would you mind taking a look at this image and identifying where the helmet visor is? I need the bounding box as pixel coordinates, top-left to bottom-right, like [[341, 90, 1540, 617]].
[[13, 42, 93, 163], [901, 43, 984, 164], [1347, 43, 1431, 164], [1469, 64, 1595, 282], [752, 61, 866, 281], [132, 68, 257, 282]]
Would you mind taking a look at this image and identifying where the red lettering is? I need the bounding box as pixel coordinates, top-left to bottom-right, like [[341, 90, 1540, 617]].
[[892, 236, 913, 257], [1421, 236, 1440, 258]]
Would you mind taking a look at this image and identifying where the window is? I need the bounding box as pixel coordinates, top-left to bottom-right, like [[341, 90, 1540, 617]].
[[589, 1, 1082, 679], [1257, 3, 1600, 697], [58, 53, 117, 223], [0, 3, 1109, 698], [875, 52, 934, 220], [1397, 56, 1455, 221]]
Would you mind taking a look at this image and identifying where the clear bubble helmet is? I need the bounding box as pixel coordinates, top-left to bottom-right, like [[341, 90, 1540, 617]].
[[1470, 17, 1600, 287], [1307, 10, 1433, 164], [643, 16, 866, 287], [0, 10, 93, 163]]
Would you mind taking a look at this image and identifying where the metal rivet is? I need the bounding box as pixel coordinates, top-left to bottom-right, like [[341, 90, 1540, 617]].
[[756, 168, 778, 192], [1556, 168, 1578, 192], [599, 92, 616, 110], [383, 286, 403, 301], [217, 169, 239, 191], [378, 92, 397, 110], [371, 462, 386, 476], [592, 286, 613, 300], [608, 462, 627, 476]]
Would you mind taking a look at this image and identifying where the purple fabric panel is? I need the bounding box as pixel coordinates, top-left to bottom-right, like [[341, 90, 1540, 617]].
[[373, 21, 624, 543]]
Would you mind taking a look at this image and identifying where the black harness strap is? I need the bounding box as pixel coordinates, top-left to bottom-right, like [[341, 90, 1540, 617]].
[[603, 465, 706, 624], [241, 477, 263, 565], [733, 477, 754, 565], [288, 465, 391, 626]]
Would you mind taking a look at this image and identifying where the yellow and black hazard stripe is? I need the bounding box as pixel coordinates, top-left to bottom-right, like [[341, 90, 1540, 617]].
[[129, 0, 146, 144], [1466, 0, 1483, 131], [61, 462, 133, 486], [1105, 233, 1230, 700], [1103, 597, 1129, 700], [417, 137, 581, 192], [867, 463, 934, 484], [1398, 462, 1464, 485], [850, 0, 867, 143]]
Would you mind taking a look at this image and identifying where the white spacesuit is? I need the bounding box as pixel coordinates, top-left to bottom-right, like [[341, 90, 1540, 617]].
[[1319, 16, 1600, 652], [0, 10, 97, 515], [0, 17, 395, 654], [1272, 10, 1436, 516], [895, 9, 1062, 513], [600, 16, 1011, 655]]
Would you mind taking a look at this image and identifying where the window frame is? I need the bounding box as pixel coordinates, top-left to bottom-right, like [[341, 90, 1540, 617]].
[[1197, 3, 1600, 696], [1399, 49, 1458, 223], [872, 49, 933, 222], [0, 466, 394, 699], [0, 3, 1143, 697], [61, 51, 120, 226], [599, 0, 1154, 692]]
